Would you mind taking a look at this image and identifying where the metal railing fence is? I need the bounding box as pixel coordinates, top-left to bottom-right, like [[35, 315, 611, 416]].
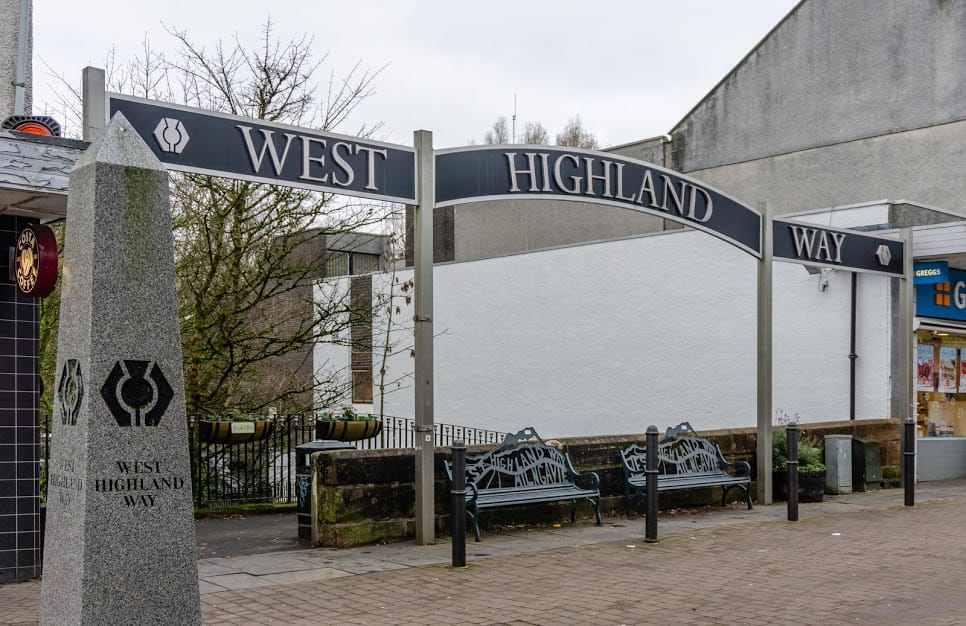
[[40, 412, 506, 507], [189, 414, 506, 507]]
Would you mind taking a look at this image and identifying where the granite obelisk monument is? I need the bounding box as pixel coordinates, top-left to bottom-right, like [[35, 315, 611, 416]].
[[39, 114, 201, 625]]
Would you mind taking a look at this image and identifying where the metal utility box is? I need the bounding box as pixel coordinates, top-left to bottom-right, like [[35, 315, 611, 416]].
[[851, 437, 882, 491], [825, 435, 853, 494]]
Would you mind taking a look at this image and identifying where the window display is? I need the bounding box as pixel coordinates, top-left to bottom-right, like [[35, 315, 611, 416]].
[[916, 332, 966, 436]]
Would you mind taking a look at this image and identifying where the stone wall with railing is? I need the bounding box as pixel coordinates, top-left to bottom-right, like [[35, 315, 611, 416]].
[[309, 419, 902, 547]]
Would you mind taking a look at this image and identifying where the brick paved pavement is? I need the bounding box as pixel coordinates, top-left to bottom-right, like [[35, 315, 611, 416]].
[[4, 483, 966, 625]]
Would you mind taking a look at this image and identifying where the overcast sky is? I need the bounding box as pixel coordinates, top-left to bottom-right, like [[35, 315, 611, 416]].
[[33, 1, 799, 149]]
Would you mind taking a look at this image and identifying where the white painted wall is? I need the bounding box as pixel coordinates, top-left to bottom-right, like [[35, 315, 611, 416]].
[[317, 228, 894, 438]]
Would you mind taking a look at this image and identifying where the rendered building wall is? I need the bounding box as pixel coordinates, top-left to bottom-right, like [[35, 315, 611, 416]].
[[319, 225, 895, 438]]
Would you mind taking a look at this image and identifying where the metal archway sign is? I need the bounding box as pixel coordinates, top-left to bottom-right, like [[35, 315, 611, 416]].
[[95, 86, 911, 542], [436, 146, 762, 257]]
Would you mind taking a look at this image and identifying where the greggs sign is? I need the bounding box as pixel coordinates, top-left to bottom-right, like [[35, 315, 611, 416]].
[[917, 267, 966, 322]]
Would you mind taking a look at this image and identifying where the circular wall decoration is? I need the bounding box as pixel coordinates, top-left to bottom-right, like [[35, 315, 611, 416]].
[[15, 224, 58, 298]]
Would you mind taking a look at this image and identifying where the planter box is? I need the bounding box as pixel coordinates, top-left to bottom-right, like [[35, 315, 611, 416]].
[[316, 419, 383, 442], [772, 469, 826, 503], [197, 420, 274, 445]]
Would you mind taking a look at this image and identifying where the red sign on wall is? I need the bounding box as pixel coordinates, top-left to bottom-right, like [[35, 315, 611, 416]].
[[14, 224, 58, 298]]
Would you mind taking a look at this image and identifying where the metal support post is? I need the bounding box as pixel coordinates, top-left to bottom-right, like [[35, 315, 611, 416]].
[[786, 422, 799, 522], [897, 228, 915, 431], [903, 418, 915, 507], [898, 228, 915, 507], [82, 67, 106, 143], [756, 203, 774, 505], [644, 425, 659, 543], [450, 441, 466, 567], [413, 129, 435, 545]]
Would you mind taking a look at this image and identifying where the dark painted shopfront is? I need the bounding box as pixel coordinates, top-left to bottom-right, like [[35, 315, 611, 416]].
[[0, 214, 41, 582]]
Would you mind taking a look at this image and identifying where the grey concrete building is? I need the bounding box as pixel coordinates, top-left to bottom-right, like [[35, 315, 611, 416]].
[[250, 230, 387, 413], [420, 0, 966, 263]]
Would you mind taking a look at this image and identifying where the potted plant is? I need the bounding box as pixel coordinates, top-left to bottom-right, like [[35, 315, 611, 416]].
[[315, 406, 383, 442], [772, 427, 827, 502], [197, 414, 275, 445]]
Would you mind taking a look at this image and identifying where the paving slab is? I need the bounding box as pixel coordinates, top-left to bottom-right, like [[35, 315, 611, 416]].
[[5, 481, 966, 624]]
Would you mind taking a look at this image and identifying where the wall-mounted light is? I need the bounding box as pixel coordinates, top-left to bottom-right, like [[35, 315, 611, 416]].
[[2, 115, 62, 137], [819, 267, 833, 293]]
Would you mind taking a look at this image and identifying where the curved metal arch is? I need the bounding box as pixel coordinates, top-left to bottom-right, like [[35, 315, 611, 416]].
[[434, 144, 762, 257]]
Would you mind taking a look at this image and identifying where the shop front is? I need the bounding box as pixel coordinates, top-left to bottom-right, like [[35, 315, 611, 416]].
[[914, 263, 966, 480]]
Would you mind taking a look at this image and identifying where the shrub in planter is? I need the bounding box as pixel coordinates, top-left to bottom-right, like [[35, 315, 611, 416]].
[[316, 406, 383, 442], [772, 428, 827, 502], [197, 414, 274, 445]]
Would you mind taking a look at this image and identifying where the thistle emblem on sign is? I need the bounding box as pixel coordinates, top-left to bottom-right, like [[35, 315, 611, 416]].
[[58, 359, 84, 426], [100, 360, 173, 427]]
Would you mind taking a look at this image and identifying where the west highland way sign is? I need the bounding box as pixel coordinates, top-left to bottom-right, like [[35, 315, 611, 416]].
[[108, 94, 417, 204], [436, 146, 763, 257], [108, 93, 904, 274], [772, 218, 903, 276]]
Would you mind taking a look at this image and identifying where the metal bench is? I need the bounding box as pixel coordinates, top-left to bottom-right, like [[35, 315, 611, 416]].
[[444, 427, 602, 541], [619, 422, 753, 517]]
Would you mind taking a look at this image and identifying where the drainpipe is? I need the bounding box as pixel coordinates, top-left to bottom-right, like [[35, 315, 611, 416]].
[[13, 0, 29, 114], [849, 272, 858, 420]]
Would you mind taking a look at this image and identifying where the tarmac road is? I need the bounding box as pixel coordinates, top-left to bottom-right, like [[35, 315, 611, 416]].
[[195, 511, 305, 559]]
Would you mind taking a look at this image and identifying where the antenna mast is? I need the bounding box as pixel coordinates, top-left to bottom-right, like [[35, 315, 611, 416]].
[[512, 93, 517, 143]]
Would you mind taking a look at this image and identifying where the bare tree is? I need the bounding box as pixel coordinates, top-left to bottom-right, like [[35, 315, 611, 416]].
[[555, 115, 599, 150], [41, 21, 395, 415], [521, 121, 550, 144], [374, 235, 414, 421], [484, 116, 509, 144]]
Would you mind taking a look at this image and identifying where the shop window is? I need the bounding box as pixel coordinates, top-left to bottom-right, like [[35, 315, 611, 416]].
[[916, 330, 966, 436]]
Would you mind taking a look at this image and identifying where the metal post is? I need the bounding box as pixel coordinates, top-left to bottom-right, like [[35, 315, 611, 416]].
[[903, 417, 915, 507], [756, 203, 774, 505], [787, 423, 799, 522], [413, 129, 435, 545], [644, 425, 659, 543], [450, 441, 466, 567], [849, 273, 858, 420], [897, 228, 915, 429], [82, 67, 106, 143]]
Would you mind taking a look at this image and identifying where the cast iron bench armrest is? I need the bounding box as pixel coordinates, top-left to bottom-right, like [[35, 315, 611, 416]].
[[568, 469, 601, 491], [722, 459, 752, 477]]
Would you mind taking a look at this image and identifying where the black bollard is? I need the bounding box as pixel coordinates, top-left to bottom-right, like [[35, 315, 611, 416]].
[[450, 440, 467, 567], [645, 425, 659, 543], [787, 422, 799, 522], [903, 418, 915, 507]]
